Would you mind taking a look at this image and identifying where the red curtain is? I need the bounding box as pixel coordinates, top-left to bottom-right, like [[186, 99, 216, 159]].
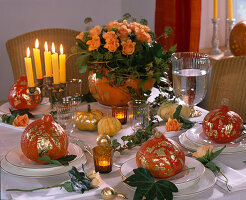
[[155, 0, 201, 52]]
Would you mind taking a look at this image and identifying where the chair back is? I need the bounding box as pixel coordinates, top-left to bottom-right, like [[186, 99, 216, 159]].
[[6, 28, 89, 94], [207, 56, 246, 120]]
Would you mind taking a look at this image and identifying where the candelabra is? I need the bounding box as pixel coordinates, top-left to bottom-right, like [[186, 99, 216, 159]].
[[27, 77, 66, 107], [210, 18, 222, 55], [224, 18, 236, 56]]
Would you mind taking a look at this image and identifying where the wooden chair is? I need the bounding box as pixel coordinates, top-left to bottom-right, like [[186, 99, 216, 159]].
[[6, 28, 89, 94], [207, 56, 246, 120]]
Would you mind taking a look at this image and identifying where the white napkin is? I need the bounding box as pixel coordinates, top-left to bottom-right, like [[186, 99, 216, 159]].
[[10, 181, 108, 200], [0, 121, 25, 131], [214, 160, 246, 192]]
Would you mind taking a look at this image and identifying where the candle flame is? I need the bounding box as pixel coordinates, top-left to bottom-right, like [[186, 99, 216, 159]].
[[44, 41, 48, 51], [35, 39, 39, 49], [52, 42, 55, 53], [60, 44, 63, 54], [27, 47, 30, 57]]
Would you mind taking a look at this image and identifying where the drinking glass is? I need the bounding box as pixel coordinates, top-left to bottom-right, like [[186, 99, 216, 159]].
[[128, 100, 149, 132], [171, 52, 210, 117]]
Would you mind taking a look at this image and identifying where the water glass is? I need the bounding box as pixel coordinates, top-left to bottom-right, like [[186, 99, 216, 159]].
[[128, 100, 149, 132]]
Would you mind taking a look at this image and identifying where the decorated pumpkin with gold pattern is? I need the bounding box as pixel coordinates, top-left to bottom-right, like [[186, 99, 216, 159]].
[[74, 104, 103, 131], [21, 114, 68, 163], [98, 117, 122, 137], [202, 106, 243, 143], [8, 76, 41, 110], [136, 131, 185, 179]]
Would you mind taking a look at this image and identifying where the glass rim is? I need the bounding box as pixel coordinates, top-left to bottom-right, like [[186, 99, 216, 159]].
[[171, 52, 209, 59]]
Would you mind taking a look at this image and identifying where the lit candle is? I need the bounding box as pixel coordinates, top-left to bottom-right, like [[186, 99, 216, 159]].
[[24, 47, 35, 87], [51, 43, 60, 84], [44, 42, 52, 77], [112, 106, 127, 124], [59, 44, 66, 83], [228, 0, 233, 19], [33, 39, 43, 79], [98, 160, 110, 167], [213, 0, 218, 19]]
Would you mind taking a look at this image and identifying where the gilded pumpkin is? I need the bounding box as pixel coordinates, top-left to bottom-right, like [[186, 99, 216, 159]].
[[8, 76, 41, 110], [88, 68, 155, 106], [158, 100, 191, 121], [136, 131, 185, 179], [229, 20, 246, 56], [74, 104, 103, 131], [203, 106, 243, 143], [21, 114, 68, 163], [98, 117, 122, 137]]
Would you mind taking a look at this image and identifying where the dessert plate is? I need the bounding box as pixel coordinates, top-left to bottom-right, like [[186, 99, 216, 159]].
[[120, 156, 205, 190], [184, 125, 246, 153], [1, 143, 86, 178]]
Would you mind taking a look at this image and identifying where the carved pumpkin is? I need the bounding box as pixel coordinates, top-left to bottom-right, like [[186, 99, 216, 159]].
[[158, 100, 191, 121], [21, 114, 68, 163], [74, 104, 103, 131], [8, 76, 41, 110], [229, 20, 246, 56], [203, 106, 243, 143], [136, 131, 185, 179], [88, 68, 155, 106], [98, 117, 122, 137]]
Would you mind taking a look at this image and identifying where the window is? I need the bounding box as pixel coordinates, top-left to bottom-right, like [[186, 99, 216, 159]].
[[235, 0, 246, 21]]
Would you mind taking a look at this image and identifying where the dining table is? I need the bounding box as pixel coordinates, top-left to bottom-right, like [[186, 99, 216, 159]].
[[1, 93, 246, 200]]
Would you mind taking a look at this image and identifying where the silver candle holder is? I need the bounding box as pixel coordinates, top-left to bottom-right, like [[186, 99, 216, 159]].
[[210, 18, 222, 55], [224, 18, 236, 56]]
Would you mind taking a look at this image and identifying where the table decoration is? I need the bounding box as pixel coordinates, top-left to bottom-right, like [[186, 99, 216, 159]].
[[98, 116, 122, 137], [21, 114, 68, 163], [1, 113, 29, 127], [101, 187, 127, 200], [165, 118, 182, 132], [111, 105, 127, 124], [72, 13, 175, 106], [74, 104, 103, 131]]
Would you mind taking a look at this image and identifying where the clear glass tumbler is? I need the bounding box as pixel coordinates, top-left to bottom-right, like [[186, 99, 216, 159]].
[[128, 100, 149, 132]]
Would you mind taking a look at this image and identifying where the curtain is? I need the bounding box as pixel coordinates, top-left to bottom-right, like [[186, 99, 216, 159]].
[[155, 0, 201, 52]]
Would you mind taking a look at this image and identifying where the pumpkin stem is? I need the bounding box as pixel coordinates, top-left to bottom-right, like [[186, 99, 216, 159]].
[[88, 104, 91, 113]]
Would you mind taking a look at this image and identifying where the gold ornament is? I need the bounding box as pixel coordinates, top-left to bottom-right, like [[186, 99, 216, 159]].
[[97, 135, 112, 146], [101, 187, 127, 200]]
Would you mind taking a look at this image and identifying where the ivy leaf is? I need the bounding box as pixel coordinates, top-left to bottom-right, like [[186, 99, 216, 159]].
[[172, 105, 195, 129], [61, 181, 74, 192], [173, 105, 182, 121], [140, 18, 148, 25], [37, 155, 77, 166], [112, 139, 121, 149], [124, 168, 178, 200], [9, 108, 34, 118], [169, 44, 177, 53]]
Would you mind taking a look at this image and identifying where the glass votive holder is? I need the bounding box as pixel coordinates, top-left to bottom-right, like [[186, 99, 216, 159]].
[[111, 106, 127, 124], [93, 146, 113, 173], [128, 100, 149, 132]]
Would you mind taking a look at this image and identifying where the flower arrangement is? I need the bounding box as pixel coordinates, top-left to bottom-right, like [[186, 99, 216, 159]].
[[72, 13, 175, 96]]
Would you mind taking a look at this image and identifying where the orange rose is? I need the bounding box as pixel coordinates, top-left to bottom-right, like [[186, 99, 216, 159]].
[[104, 39, 119, 52], [165, 118, 182, 132], [103, 31, 118, 41], [106, 20, 122, 31], [135, 28, 152, 43], [89, 25, 102, 36], [118, 25, 131, 39], [139, 24, 151, 32], [121, 39, 136, 55], [76, 32, 84, 42], [192, 145, 214, 158], [128, 22, 139, 32], [13, 114, 29, 127], [86, 35, 101, 51]]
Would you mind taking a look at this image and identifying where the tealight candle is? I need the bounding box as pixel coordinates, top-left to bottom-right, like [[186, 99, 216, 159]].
[[112, 106, 127, 124]]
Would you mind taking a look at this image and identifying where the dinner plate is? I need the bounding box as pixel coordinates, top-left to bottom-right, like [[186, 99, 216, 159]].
[[184, 125, 246, 153], [120, 156, 205, 190], [121, 168, 216, 197], [1, 143, 87, 178]]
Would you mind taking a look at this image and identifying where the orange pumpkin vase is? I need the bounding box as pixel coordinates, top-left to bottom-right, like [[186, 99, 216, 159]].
[[88, 68, 155, 106], [136, 132, 185, 179], [21, 114, 68, 164]]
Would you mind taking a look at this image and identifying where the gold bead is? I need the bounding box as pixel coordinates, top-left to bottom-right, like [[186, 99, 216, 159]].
[[97, 135, 112, 146]]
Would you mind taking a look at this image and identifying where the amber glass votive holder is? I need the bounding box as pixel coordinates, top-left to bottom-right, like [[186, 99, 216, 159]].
[[112, 106, 127, 124], [93, 146, 113, 173]]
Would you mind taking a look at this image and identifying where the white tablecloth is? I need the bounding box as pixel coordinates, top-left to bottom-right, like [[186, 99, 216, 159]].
[[1, 102, 246, 200]]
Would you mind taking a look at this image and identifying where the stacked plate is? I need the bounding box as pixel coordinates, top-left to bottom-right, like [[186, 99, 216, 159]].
[[120, 157, 216, 197], [179, 124, 246, 154], [1, 143, 87, 178]]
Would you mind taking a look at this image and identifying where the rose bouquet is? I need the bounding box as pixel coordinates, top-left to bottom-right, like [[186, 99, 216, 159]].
[[72, 13, 175, 105]]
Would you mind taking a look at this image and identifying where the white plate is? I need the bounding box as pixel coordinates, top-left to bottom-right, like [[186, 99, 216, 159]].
[[155, 125, 186, 138], [1, 143, 87, 178], [184, 125, 246, 153], [120, 156, 205, 190], [121, 168, 216, 197]]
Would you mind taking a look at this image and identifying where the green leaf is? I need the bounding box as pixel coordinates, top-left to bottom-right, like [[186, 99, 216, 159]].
[[62, 181, 74, 192], [56, 155, 77, 166], [9, 108, 34, 118], [140, 18, 148, 26], [84, 17, 92, 24], [112, 139, 121, 149], [124, 168, 178, 200], [205, 161, 219, 172], [169, 44, 177, 53], [76, 54, 90, 73], [173, 105, 182, 121], [123, 13, 131, 19], [210, 146, 226, 161]]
